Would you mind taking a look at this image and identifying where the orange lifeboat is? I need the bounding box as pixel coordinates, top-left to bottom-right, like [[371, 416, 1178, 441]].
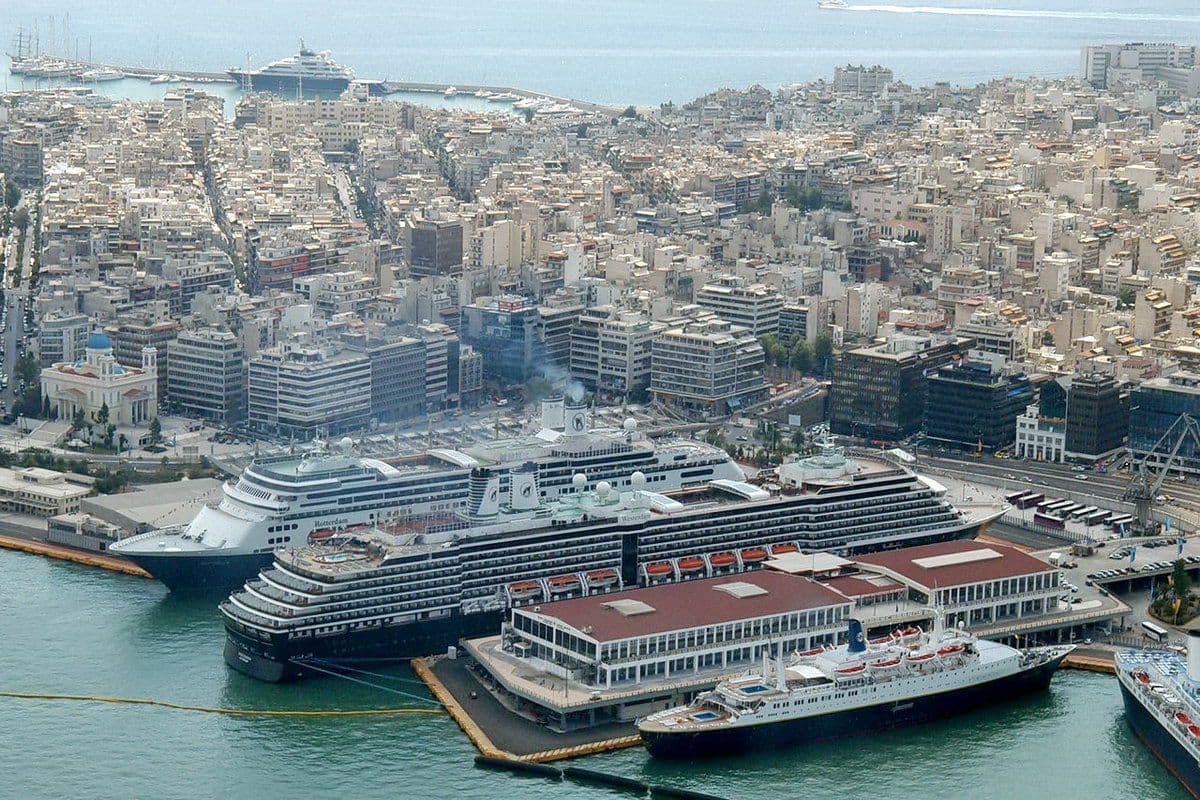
[[709, 552, 737, 568], [770, 543, 800, 555], [646, 562, 674, 577], [869, 635, 893, 645], [835, 662, 866, 674], [1177, 712, 1194, 726], [548, 575, 580, 593], [1190, 725, 1200, 738], [1135, 670, 1151, 684], [508, 580, 542, 600], [797, 646, 825, 657], [937, 644, 966, 656], [678, 556, 706, 573], [869, 657, 901, 670], [906, 651, 935, 663], [586, 569, 619, 588], [741, 548, 768, 563]]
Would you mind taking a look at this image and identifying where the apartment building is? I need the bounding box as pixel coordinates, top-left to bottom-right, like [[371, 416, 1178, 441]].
[[167, 328, 246, 425]]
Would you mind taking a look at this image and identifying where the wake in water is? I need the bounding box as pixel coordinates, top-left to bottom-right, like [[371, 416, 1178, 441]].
[[841, 3, 1199, 23]]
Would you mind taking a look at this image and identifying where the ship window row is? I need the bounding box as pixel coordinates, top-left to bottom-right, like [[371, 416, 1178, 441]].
[[256, 568, 459, 605], [234, 589, 458, 625], [286, 558, 460, 587]]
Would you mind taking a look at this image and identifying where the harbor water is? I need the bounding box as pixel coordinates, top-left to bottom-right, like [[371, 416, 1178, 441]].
[[3, 1, 1200, 105], [0, 548, 1188, 800]]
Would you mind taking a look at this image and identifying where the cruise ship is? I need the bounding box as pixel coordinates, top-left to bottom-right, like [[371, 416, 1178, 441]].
[[111, 399, 741, 593], [1117, 637, 1200, 798], [227, 42, 354, 93], [639, 616, 1073, 758], [219, 446, 1006, 681]]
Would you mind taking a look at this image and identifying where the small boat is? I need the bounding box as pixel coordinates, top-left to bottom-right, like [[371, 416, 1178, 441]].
[[548, 574, 581, 593], [906, 651, 936, 663], [1136, 670, 1151, 684], [869, 635, 893, 645], [818, 0, 848, 8], [894, 626, 923, 642], [1177, 711, 1194, 725], [937, 644, 966, 656], [1190, 725, 1200, 738], [740, 547, 768, 563], [150, 74, 171, 84], [869, 657, 902, 670], [474, 89, 492, 98], [835, 662, 866, 674], [770, 543, 799, 555], [709, 552, 737, 568], [508, 580, 542, 600], [444, 86, 458, 97], [645, 562, 674, 577], [678, 556, 706, 573], [80, 68, 124, 82], [797, 646, 825, 657]]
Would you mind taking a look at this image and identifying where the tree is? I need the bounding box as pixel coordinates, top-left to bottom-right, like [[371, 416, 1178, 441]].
[[71, 407, 85, 432], [3, 180, 19, 209], [1117, 287, 1136, 309], [522, 108, 534, 123], [1173, 558, 1193, 603], [754, 191, 773, 215], [149, 416, 162, 445], [574, 123, 589, 139], [12, 206, 29, 230], [813, 333, 834, 377], [790, 339, 813, 375], [96, 401, 110, 426]]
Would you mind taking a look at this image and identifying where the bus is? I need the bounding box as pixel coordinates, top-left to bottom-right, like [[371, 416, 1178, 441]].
[[1085, 510, 1111, 526], [1070, 505, 1098, 520], [1110, 514, 1134, 532], [1057, 502, 1083, 516], [1034, 511, 1066, 530], [1142, 621, 1169, 643], [1005, 490, 1031, 505], [1037, 498, 1062, 511], [1043, 500, 1073, 513], [1018, 493, 1045, 509]]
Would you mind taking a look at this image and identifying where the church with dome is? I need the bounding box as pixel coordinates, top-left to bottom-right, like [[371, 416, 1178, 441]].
[[41, 331, 158, 426]]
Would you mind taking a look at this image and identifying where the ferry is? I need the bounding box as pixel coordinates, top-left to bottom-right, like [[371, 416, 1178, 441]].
[[1117, 636, 1200, 798], [112, 398, 742, 593], [227, 41, 355, 93], [220, 445, 1006, 681], [639, 615, 1073, 758]]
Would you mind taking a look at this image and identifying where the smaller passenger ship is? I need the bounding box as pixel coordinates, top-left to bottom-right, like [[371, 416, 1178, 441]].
[[1117, 635, 1200, 798], [639, 614, 1073, 758]]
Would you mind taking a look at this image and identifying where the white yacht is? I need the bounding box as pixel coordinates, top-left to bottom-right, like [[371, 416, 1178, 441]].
[[227, 41, 355, 93]]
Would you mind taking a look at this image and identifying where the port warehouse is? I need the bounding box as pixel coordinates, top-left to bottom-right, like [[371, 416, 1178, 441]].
[[466, 540, 1101, 730]]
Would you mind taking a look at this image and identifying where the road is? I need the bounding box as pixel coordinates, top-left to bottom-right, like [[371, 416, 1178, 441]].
[[0, 290, 26, 411]]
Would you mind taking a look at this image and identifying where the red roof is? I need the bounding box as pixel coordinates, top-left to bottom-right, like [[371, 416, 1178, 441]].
[[855, 540, 1054, 589], [821, 574, 903, 598], [523, 571, 849, 643]]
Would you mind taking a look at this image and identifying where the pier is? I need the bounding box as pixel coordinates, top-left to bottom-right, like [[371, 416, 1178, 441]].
[[0, 532, 150, 577]]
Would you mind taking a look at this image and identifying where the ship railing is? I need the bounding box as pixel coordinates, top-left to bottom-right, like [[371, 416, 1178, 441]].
[[117, 525, 187, 545]]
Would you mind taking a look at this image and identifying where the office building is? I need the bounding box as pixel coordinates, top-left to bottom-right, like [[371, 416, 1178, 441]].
[[408, 215, 464, 278], [167, 328, 245, 425], [1129, 372, 1200, 477], [38, 311, 90, 368], [571, 306, 664, 402], [650, 314, 766, 417], [1065, 372, 1127, 462], [247, 339, 372, 438], [924, 357, 1034, 451], [695, 275, 784, 337], [461, 296, 541, 384]]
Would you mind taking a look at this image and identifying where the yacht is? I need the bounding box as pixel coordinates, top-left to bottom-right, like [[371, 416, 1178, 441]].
[[818, 0, 849, 8], [219, 446, 1006, 681], [112, 398, 742, 593], [227, 41, 355, 93], [640, 616, 1073, 758]]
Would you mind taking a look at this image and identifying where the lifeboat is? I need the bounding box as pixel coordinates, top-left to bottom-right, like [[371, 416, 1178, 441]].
[[869, 634, 893, 645], [797, 646, 825, 657], [740, 547, 768, 563], [869, 657, 902, 670], [709, 552, 737, 568], [548, 575, 581, 593], [1135, 670, 1151, 684], [678, 556, 706, 573], [937, 644, 966, 657], [508, 580, 542, 600], [1177, 711, 1194, 726], [894, 626, 923, 642], [770, 543, 800, 555], [309, 528, 335, 542], [835, 662, 866, 674], [586, 569, 619, 588], [906, 651, 936, 663], [645, 562, 674, 577], [1190, 725, 1200, 738]]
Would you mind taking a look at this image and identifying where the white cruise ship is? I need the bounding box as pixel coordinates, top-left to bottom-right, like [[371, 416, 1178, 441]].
[[219, 446, 1006, 681], [227, 42, 355, 93], [640, 615, 1073, 758], [111, 398, 742, 592]]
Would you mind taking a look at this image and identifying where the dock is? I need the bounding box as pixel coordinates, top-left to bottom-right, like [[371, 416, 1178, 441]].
[[413, 655, 642, 763], [1062, 647, 1117, 674], [0, 533, 150, 577]]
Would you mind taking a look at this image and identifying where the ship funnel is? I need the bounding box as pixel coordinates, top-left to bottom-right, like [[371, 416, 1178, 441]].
[[1188, 630, 1200, 683], [564, 402, 588, 436], [510, 462, 539, 511], [540, 395, 565, 430], [468, 468, 501, 519], [847, 618, 866, 654]]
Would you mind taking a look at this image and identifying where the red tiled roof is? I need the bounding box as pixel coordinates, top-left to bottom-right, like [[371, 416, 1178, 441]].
[[855, 540, 1053, 589], [525, 571, 849, 642]]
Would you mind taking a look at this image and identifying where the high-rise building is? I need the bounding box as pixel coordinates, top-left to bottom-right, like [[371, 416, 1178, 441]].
[[829, 334, 972, 440], [1065, 372, 1127, 461], [38, 311, 90, 368], [695, 275, 784, 337], [167, 328, 245, 425], [1128, 373, 1200, 476], [361, 333, 427, 423], [247, 340, 372, 438], [460, 296, 540, 384], [408, 216, 464, 278], [570, 306, 665, 402], [106, 312, 179, 404], [924, 358, 1034, 451], [650, 313, 766, 417]]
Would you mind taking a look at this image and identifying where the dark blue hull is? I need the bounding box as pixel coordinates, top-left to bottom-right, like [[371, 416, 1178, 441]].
[[642, 656, 1067, 759], [1120, 681, 1200, 799], [223, 609, 506, 682], [121, 551, 274, 594], [226, 72, 350, 93]]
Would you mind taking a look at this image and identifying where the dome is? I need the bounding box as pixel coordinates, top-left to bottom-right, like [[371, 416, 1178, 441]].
[[86, 332, 112, 350]]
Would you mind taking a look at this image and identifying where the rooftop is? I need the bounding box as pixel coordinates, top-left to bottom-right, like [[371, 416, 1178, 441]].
[[855, 539, 1055, 589]]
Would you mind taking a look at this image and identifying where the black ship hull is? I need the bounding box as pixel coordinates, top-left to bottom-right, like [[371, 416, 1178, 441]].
[[1120, 681, 1200, 799], [641, 654, 1068, 759], [224, 610, 506, 682], [122, 551, 275, 594], [226, 71, 350, 93]]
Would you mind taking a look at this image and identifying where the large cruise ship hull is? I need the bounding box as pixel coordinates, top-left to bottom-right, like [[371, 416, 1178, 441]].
[[226, 72, 350, 93], [224, 610, 505, 682], [123, 551, 275, 594], [1120, 681, 1200, 799], [641, 655, 1067, 759]]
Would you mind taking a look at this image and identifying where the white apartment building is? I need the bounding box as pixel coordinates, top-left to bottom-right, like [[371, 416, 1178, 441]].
[[651, 314, 766, 417], [1015, 404, 1066, 463], [694, 274, 784, 337], [570, 306, 665, 401], [247, 338, 372, 438]]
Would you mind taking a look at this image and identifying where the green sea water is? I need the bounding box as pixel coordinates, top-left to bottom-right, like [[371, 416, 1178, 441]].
[[0, 549, 1188, 800]]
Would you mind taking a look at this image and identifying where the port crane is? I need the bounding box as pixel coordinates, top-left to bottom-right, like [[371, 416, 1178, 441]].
[[1123, 413, 1200, 532]]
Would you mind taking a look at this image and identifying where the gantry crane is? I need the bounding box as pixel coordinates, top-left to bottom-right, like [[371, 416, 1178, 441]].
[[1124, 413, 1200, 532]]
